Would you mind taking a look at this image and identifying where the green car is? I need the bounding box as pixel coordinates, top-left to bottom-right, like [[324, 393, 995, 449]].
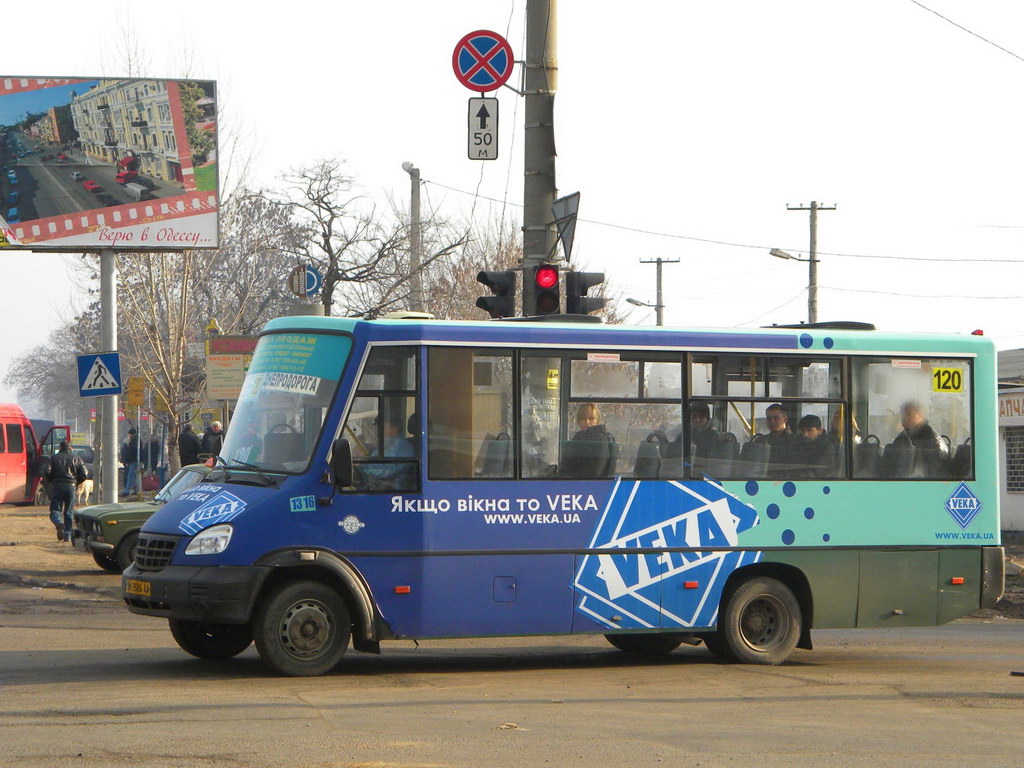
[[73, 464, 212, 572]]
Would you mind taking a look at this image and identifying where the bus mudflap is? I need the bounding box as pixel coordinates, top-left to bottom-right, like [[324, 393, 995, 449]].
[[981, 546, 1005, 609]]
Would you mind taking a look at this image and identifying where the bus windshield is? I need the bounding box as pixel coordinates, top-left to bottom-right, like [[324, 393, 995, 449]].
[[219, 332, 351, 473]]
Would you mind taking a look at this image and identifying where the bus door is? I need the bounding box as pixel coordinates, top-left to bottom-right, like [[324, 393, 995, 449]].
[[421, 348, 576, 637]]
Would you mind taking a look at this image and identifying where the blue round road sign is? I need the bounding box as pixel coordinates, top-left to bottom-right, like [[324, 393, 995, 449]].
[[452, 30, 514, 93], [305, 265, 322, 298]]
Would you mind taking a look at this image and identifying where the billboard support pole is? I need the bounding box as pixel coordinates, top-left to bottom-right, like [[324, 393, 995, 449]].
[[100, 249, 119, 504]]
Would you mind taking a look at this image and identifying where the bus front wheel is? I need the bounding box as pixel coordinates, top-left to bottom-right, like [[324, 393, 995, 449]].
[[169, 619, 253, 660], [253, 580, 351, 677], [717, 577, 801, 665]]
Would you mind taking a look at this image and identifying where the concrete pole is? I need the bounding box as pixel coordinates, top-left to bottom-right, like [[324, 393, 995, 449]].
[[787, 200, 834, 324], [640, 257, 679, 326], [100, 249, 118, 504], [402, 162, 425, 312], [808, 201, 818, 324], [522, 0, 558, 315]]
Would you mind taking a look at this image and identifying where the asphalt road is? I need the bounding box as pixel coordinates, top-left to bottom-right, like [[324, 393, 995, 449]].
[[1, 584, 1022, 768]]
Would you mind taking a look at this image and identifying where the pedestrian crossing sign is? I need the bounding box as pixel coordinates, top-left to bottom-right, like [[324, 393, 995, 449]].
[[76, 352, 123, 397]]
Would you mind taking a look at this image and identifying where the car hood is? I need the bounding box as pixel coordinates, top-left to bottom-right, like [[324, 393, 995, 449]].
[[79, 501, 160, 520]]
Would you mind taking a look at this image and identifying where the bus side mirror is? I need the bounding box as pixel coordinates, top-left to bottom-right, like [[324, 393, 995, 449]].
[[330, 438, 352, 489]]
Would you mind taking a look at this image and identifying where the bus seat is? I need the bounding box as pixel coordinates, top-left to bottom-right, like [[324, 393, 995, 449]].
[[951, 438, 973, 479], [738, 436, 771, 477], [880, 441, 915, 479], [478, 432, 513, 477], [854, 434, 881, 477], [561, 436, 617, 479], [704, 433, 739, 479], [633, 441, 661, 479]]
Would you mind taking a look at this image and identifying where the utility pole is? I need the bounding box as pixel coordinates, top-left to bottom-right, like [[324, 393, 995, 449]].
[[522, 0, 558, 315], [401, 162, 425, 312], [639, 257, 679, 326], [787, 201, 835, 324], [99, 249, 118, 504]]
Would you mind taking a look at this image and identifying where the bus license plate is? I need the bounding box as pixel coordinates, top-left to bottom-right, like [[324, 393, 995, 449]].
[[125, 579, 151, 597]]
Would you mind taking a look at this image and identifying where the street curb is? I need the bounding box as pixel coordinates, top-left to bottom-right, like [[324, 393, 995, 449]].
[[0, 567, 121, 598]]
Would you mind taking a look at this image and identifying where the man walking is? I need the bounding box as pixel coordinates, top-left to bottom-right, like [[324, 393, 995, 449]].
[[44, 440, 87, 542], [178, 423, 201, 466]]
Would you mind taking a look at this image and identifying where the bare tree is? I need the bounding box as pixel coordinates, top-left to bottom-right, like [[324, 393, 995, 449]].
[[270, 158, 470, 317]]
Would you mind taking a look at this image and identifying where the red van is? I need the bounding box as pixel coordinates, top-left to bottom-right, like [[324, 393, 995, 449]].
[[114, 170, 137, 185], [0, 403, 69, 504]]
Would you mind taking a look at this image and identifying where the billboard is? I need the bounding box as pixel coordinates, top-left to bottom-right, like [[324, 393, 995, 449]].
[[0, 77, 218, 250]]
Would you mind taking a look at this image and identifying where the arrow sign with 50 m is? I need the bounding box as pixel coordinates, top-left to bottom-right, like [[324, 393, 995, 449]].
[[468, 97, 498, 160]]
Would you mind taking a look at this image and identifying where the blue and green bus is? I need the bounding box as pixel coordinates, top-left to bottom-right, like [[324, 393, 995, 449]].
[[122, 316, 1004, 676]]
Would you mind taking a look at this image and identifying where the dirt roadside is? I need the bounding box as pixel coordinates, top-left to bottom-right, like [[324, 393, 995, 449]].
[[1, 503, 1023, 617]]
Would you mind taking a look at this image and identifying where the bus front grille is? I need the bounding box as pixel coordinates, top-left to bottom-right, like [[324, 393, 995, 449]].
[[134, 533, 179, 570]]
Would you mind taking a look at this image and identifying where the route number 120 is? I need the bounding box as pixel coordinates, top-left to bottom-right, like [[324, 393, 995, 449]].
[[932, 368, 963, 392]]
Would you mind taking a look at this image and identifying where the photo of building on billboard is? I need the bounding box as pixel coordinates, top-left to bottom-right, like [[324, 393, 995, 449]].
[[0, 77, 218, 250]]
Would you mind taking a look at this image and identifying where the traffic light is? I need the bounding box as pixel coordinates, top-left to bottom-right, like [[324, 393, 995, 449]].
[[475, 270, 517, 318], [532, 264, 561, 315], [565, 271, 606, 315]]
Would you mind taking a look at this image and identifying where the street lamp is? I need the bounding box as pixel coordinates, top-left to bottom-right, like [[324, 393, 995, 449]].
[[401, 162, 424, 312], [770, 248, 818, 323], [626, 297, 664, 326]]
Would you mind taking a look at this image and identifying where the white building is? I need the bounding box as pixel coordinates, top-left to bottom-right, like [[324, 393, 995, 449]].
[[998, 350, 1024, 530]]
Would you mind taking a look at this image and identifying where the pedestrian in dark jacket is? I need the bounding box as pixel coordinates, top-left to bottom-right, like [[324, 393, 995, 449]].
[[44, 440, 87, 541], [201, 421, 224, 458], [178, 423, 202, 466], [120, 427, 140, 495]]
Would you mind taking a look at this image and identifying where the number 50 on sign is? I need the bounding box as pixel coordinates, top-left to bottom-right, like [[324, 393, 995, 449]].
[[468, 97, 498, 160]]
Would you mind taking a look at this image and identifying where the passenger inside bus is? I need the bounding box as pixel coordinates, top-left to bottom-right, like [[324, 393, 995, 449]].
[[560, 403, 618, 479], [354, 416, 417, 490], [881, 401, 951, 479], [787, 414, 834, 478]]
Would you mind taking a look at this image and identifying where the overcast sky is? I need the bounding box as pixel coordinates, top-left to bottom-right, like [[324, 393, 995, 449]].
[[2, 0, 1023, 410]]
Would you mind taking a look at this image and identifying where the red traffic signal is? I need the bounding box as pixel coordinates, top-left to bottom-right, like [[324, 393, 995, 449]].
[[532, 264, 560, 314]]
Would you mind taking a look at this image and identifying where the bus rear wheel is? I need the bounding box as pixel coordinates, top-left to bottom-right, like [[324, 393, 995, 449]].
[[169, 619, 253, 660], [605, 633, 682, 657], [253, 580, 351, 677], [718, 576, 801, 665]]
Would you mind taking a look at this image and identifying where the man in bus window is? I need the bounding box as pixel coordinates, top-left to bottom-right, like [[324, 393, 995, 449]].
[[789, 414, 834, 478], [359, 418, 415, 489], [890, 401, 950, 478], [765, 403, 795, 475], [664, 401, 719, 462]]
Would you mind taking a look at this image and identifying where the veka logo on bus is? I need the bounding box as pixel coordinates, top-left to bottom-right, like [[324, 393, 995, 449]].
[[574, 479, 761, 630]]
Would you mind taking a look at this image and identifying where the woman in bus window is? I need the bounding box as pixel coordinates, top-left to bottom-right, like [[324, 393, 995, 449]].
[[561, 403, 618, 478]]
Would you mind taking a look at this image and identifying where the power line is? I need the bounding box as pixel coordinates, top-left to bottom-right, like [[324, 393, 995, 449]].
[[909, 0, 1024, 64], [423, 179, 1024, 264], [823, 285, 1024, 300], [735, 288, 807, 327]]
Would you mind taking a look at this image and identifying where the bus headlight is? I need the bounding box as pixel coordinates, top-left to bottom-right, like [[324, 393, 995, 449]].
[[185, 524, 233, 555]]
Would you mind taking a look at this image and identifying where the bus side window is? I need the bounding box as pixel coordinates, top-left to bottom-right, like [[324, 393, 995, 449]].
[[428, 348, 514, 480], [341, 346, 419, 493], [852, 357, 970, 480]]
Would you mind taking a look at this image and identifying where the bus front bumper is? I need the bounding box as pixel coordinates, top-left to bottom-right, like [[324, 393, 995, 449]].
[[121, 564, 272, 624]]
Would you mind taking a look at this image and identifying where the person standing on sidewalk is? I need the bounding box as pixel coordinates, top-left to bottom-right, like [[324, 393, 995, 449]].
[[120, 427, 140, 496], [44, 440, 87, 542]]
